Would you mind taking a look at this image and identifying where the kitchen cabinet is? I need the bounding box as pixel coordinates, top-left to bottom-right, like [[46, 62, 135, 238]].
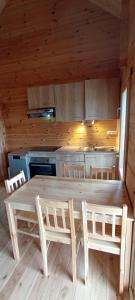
[[54, 82, 85, 121], [56, 153, 85, 176], [85, 153, 117, 167], [27, 85, 55, 109], [56, 152, 118, 177], [85, 78, 120, 120], [85, 153, 117, 178]]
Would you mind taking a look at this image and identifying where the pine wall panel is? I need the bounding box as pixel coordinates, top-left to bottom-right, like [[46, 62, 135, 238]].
[[1, 88, 117, 152], [121, 0, 135, 294], [0, 107, 7, 180], [0, 0, 120, 88]]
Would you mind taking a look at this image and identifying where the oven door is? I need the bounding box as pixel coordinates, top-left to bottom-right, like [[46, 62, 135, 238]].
[[29, 163, 56, 178]]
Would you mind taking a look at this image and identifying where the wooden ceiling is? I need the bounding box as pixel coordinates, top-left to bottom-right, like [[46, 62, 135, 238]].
[[0, 0, 7, 14], [0, 0, 121, 88], [89, 0, 122, 18]]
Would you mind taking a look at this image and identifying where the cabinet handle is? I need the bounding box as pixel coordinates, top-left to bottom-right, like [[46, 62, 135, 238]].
[[86, 158, 97, 159], [87, 115, 97, 117]]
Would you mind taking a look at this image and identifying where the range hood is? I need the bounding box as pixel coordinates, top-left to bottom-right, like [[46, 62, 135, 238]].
[[27, 107, 56, 120]]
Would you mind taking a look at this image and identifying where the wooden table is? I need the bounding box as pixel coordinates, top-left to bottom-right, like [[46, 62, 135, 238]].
[[4, 175, 134, 289]]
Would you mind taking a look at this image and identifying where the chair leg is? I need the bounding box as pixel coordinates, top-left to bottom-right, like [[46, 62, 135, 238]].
[[84, 240, 89, 285], [119, 252, 125, 294], [40, 232, 48, 277], [71, 238, 77, 282]]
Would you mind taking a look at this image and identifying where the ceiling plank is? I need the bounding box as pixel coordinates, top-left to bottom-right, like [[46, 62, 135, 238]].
[[0, 0, 8, 14], [0, 0, 120, 88], [120, 0, 129, 66], [88, 0, 122, 18]]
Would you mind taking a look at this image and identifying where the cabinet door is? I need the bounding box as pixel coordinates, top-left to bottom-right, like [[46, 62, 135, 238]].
[[85, 78, 120, 120], [27, 85, 55, 109], [56, 154, 84, 162], [56, 153, 85, 176], [85, 153, 117, 178], [56, 161, 85, 177], [55, 82, 84, 121], [85, 154, 116, 167]]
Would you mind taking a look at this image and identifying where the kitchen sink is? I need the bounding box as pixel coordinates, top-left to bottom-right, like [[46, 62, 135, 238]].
[[58, 146, 116, 153], [77, 146, 116, 152], [94, 146, 115, 152]]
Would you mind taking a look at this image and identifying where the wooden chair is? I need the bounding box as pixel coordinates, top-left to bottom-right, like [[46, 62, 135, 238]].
[[5, 170, 26, 193], [35, 196, 77, 281], [89, 165, 116, 180], [5, 171, 38, 238], [63, 163, 85, 178], [82, 201, 127, 294]]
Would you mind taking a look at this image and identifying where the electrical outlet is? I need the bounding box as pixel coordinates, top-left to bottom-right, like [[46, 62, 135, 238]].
[[107, 131, 117, 136]]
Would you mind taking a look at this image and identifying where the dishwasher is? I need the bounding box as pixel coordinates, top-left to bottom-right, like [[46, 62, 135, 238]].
[[8, 152, 30, 180]]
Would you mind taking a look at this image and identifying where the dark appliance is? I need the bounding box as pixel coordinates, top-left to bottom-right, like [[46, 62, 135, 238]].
[[27, 107, 56, 121], [29, 146, 60, 152], [29, 162, 56, 178]]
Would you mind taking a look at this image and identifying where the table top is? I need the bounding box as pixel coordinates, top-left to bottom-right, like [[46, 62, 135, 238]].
[[4, 176, 133, 220]]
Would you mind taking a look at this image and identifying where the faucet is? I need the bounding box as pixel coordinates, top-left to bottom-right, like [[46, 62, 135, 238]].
[[88, 143, 97, 150]]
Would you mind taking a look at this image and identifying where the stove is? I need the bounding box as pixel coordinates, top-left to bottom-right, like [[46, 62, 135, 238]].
[[29, 146, 60, 152]]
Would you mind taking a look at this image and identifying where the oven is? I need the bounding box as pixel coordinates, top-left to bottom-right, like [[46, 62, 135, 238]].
[[29, 162, 56, 178], [29, 156, 56, 178]]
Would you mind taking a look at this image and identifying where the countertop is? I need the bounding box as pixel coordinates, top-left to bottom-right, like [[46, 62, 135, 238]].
[[56, 146, 118, 155], [8, 146, 119, 156]]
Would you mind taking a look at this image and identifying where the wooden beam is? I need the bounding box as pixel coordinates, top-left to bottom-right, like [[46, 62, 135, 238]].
[[88, 0, 122, 18]]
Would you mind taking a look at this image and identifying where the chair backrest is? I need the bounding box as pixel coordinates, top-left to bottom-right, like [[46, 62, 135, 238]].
[[5, 171, 26, 194], [35, 196, 75, 238], [63, 163, 85, 178], [82, 202, 127, 245], [90, 166, 116, 180]]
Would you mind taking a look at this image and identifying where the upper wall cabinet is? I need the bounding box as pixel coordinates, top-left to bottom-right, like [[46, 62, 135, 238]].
[[27, 85, 55, 109], [54, 82, 85, 121], [85, 78, 120, 120]]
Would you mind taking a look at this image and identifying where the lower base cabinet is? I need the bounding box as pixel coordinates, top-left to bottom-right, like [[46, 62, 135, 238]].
[[85, 153, 118, 179], [56, 153, 118, 178], [56, 154, 85, 177]]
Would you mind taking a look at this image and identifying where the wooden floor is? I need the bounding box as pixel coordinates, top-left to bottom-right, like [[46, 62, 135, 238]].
[[0, 183, 130, 300]]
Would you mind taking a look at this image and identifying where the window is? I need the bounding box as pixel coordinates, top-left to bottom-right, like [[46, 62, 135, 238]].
[[119, 89, 128, 180]]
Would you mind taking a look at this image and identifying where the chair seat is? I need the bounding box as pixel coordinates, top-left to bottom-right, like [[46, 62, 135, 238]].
[[46, 230, 72, 244], [88, 238, 120, 255]]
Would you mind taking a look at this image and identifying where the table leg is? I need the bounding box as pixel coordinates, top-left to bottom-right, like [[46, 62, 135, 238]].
[[6, 203, 20, 261], [124, 219, 133, 289]]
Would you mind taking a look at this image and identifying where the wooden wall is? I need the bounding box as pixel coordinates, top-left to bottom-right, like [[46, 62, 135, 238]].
[[1, 88, 117, 152], [0, 0, 120, 88], [0, 106, 7, 180], [0, 0, 121, 177], [121, 0, 135, 206], [121, 0, 135, 294]]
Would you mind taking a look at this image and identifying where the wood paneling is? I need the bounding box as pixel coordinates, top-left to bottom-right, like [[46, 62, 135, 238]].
[[120, 0, 129, 66], [121, 0, 135, 295], [0, 88, 117, 152], [88, 0, 122, 18], [0, 106, 7, 179], [0, 0, 120, 88], [123, 0, 135, 205], [0, 0, 7, 14]]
